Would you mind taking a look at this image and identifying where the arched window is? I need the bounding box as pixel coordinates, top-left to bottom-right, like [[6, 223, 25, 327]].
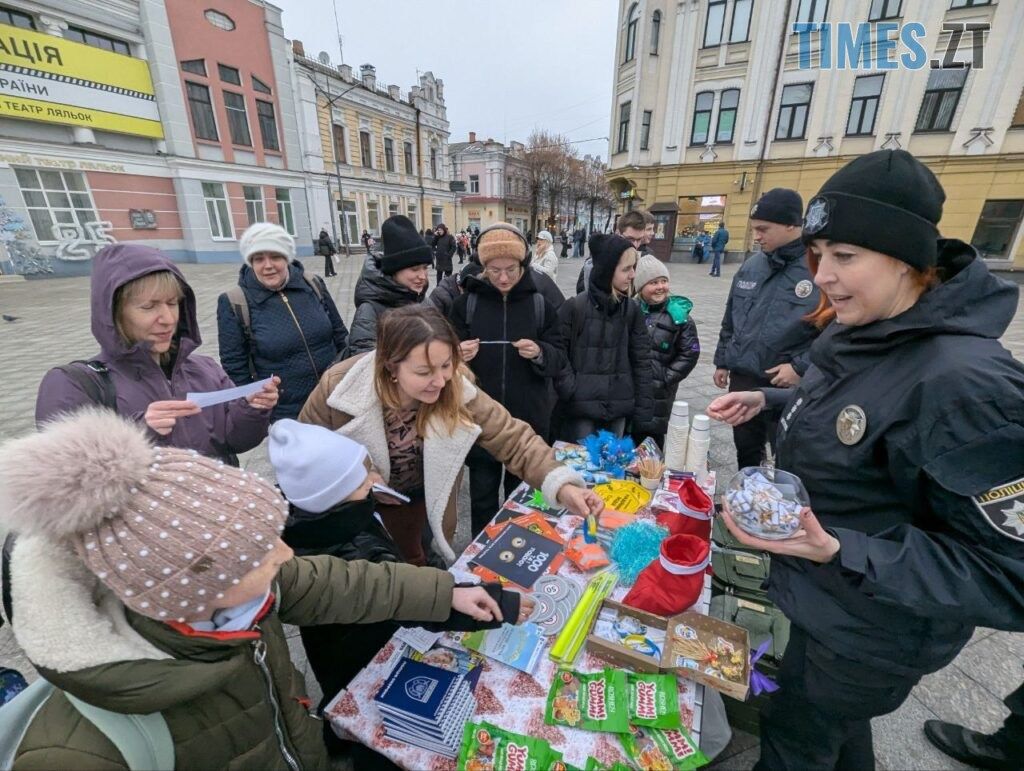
[[624, 4, 640, 63], [650, 10, 661, 55]]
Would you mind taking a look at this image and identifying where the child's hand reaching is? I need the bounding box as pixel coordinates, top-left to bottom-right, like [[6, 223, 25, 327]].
[[451, 586, 503, 623]]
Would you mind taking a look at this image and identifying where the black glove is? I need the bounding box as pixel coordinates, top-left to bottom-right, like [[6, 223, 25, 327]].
[[421, 582, 521, 632]]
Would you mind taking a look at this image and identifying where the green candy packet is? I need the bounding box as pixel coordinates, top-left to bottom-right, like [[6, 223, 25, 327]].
[[584, 759, 632, 771], [545, 668, 630, 734], [619, 724, 710, 770], [626, 672, 682, 730], [457, 721, 557, 771]]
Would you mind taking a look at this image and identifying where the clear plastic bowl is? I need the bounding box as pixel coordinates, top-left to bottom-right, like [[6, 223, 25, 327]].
[[724, 466, 808, 540]]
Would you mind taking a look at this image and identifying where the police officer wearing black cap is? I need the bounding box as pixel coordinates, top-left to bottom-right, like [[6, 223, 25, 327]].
[[713, 187, 821, 468], [708, 149, 1024, 770]]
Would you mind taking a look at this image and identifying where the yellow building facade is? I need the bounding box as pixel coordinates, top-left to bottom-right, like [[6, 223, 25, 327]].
[[293, 47, 455, 249], [607, 0, 1024, 269]]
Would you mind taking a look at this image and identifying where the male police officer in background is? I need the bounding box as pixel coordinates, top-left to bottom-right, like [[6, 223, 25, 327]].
[[713, 188, 820, 468]]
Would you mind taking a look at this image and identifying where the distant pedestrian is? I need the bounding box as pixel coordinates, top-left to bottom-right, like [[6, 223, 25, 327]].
[[559, 230, 569, 258], [710, 221, 729, 277], [361, 229, 373, 255], [456, 231, 468, 264], [533, 230, 559, 279], [691, 237, 705, 264], [432, 223, 456, 285], [526, 229, 534, 245], [317, 227, 337, 277], [573, 227, 586, 257]]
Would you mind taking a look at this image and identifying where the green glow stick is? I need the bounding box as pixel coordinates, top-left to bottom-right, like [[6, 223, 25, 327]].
[[549, 569, 619, 666]]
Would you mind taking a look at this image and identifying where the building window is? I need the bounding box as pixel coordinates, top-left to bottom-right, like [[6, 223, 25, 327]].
[[367, 200, 380, 233], [404, 142, 413, 174], [223, 91, 251, 146], [776, 83, 813, 140], [430, 147, 438, 178], [205, 9, 235, 30], [217, 64, 241, 85], [384, 138, 395, 172], [359, 131, 373, 167], [432, 206, 444, 228], [256, 100, 279, 151], [624, 3, 639, 62], [64, 26, 130, 56], [971, 200, 1024, 260], [14, 168, 98, 243], [716, 89, 740, 143], [640, 110, 652, 150], [617, 101, 631, 153], [846, 74, 884, 135], [1013, 89, 1024, 127], [730, 0, 753, 42], [950, 0, 990, 7], [186, 82, 218, 141], [650, 11, 661, 55], [181, 59, 206, 76], [408, 201, 418, 227], [868, 0, 902, 20], [389, 201, 400, 218], [252, 76, 272, 94], [275, 188, 295, 235], [469, 174, 480, 193], [916, 67, 968, 132], [243, 185, 265, 225], [201, 182, 233, 240], [704, 0, 726, 47], [332, 124, 347, 164], [795, 0, 829, 24], [340, 199, 358, 244], [691, 91, 714, 145], [0, 7, 35, 28]]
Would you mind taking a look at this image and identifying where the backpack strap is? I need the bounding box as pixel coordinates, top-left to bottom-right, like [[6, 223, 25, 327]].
[[303, 273, 325, 302], [64, 692, 174, 771], [54, 360, 116, 410], [225, 287, 257, 380], [466, 292, 477, 332], [533, 293, 545, 339]]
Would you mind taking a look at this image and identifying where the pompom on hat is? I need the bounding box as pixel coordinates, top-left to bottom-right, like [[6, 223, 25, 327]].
[[0, 409, 287, 623]]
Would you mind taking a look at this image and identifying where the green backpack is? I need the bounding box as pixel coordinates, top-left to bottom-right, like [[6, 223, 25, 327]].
[[0, 678, 174, 770]]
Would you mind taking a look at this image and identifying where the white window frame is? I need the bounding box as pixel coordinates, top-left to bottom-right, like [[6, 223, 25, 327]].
[[366, 199, 380, 234], [469, 174, 480, 193], [275, 188, 295, 235], [340, 199, 359, 245], [407, 201, 418, 228], [14, 167, 100, 244], [202, 181, 234, 240], [431, 205, 443, 228], [243, 185, 265, 225]]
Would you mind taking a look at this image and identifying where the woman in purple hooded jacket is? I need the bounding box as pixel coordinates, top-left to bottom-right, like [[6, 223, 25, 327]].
[[35, 244, 278, 463]]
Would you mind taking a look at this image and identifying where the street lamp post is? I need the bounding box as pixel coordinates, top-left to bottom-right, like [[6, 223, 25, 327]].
[[304, 67, 360, 253]]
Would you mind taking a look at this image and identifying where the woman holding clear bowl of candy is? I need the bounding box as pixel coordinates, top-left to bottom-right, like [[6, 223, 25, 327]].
[[707, 149, 1024, 771]]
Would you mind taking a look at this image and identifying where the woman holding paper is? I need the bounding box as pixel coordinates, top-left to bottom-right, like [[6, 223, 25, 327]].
[[300, 304, 601, 566], [36, 243, 278, 464]]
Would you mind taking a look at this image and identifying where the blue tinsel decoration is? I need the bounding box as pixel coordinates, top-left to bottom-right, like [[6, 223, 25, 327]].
[[580, 431, 636, 480], [610, 520, 668, 586]]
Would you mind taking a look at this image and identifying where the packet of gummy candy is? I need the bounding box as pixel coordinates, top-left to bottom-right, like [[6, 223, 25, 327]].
[[545, 668, 630, 734], [619, 724, 709, 770], [626, 672, 681, 730], [457, 721, 555, 771], [584, 759, 632, 771]]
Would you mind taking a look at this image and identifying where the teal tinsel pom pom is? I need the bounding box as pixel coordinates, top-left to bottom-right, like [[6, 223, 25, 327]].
[[610, 520, 668, 586]]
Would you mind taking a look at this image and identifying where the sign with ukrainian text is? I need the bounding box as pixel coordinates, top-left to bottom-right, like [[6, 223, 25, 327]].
[[0, 23, 162, 138]]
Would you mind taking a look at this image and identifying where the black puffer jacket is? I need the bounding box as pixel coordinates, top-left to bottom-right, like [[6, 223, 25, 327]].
[[450, 269, 566, 437], [428, 273, 461, 317], [555, 285, 654, 424], [433, 227, 456, 273], [346, 271, 425, 356], [283, 500, 401, 564], [634, 295, 700, 435], [532, 267, 566, 310]]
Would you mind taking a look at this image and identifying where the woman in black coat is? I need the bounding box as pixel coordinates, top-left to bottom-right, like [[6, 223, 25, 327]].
[[630, 255, 700, 448], [432, 223, 456, 284], [317, 228, 337, 277], [556, 233, 654, 440], [449, 223, 567, 534]]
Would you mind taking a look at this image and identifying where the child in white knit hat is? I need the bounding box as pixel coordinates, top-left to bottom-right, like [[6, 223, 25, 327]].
[[268, 419, 530, 739]]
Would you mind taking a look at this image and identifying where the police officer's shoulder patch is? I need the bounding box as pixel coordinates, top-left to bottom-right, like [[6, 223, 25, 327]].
[[972, 475, 1024, 542], [795, 280, 813, 298]]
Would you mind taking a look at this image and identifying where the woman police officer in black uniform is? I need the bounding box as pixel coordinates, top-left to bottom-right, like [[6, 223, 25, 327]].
[[709, 149, 1024, 770]]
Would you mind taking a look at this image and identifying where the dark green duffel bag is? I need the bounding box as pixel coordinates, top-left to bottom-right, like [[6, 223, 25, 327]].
[[709, 592, 790, 663], [711, 516, 771, 596]]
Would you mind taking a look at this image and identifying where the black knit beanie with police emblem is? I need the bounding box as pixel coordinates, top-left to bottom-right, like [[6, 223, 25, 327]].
[[802, 149, 945, 271], [380, 215, 434, 275], [750, 188, 803, 226]]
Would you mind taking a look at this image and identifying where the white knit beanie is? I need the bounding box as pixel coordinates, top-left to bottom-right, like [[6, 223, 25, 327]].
[[240, 222, 296, 264], [634, 254, 670, 292], [537, 230, 553, 243], [268, 420, 368, 513]]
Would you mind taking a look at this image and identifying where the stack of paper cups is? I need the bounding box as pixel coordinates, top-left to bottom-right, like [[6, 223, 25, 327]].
[[685, 414, 711, 482], [664, 401, 689, 471]]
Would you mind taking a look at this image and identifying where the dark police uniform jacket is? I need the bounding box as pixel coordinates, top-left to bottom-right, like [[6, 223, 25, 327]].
[[762, 241, 1024, 677], [714, 239, 821, 379]]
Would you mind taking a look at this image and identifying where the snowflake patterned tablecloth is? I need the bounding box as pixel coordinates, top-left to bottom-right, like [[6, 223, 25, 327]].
[[326, 511, 711, 771]]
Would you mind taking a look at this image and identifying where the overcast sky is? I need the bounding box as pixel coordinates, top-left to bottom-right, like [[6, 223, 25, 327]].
[[271, 0, 618, 160]]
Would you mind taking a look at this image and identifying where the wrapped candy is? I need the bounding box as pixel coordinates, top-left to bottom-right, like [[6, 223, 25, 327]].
[[725, 467, 808, 540]]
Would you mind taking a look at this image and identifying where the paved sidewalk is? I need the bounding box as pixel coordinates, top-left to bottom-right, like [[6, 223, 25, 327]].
[[0, 253, 1020, 769]]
